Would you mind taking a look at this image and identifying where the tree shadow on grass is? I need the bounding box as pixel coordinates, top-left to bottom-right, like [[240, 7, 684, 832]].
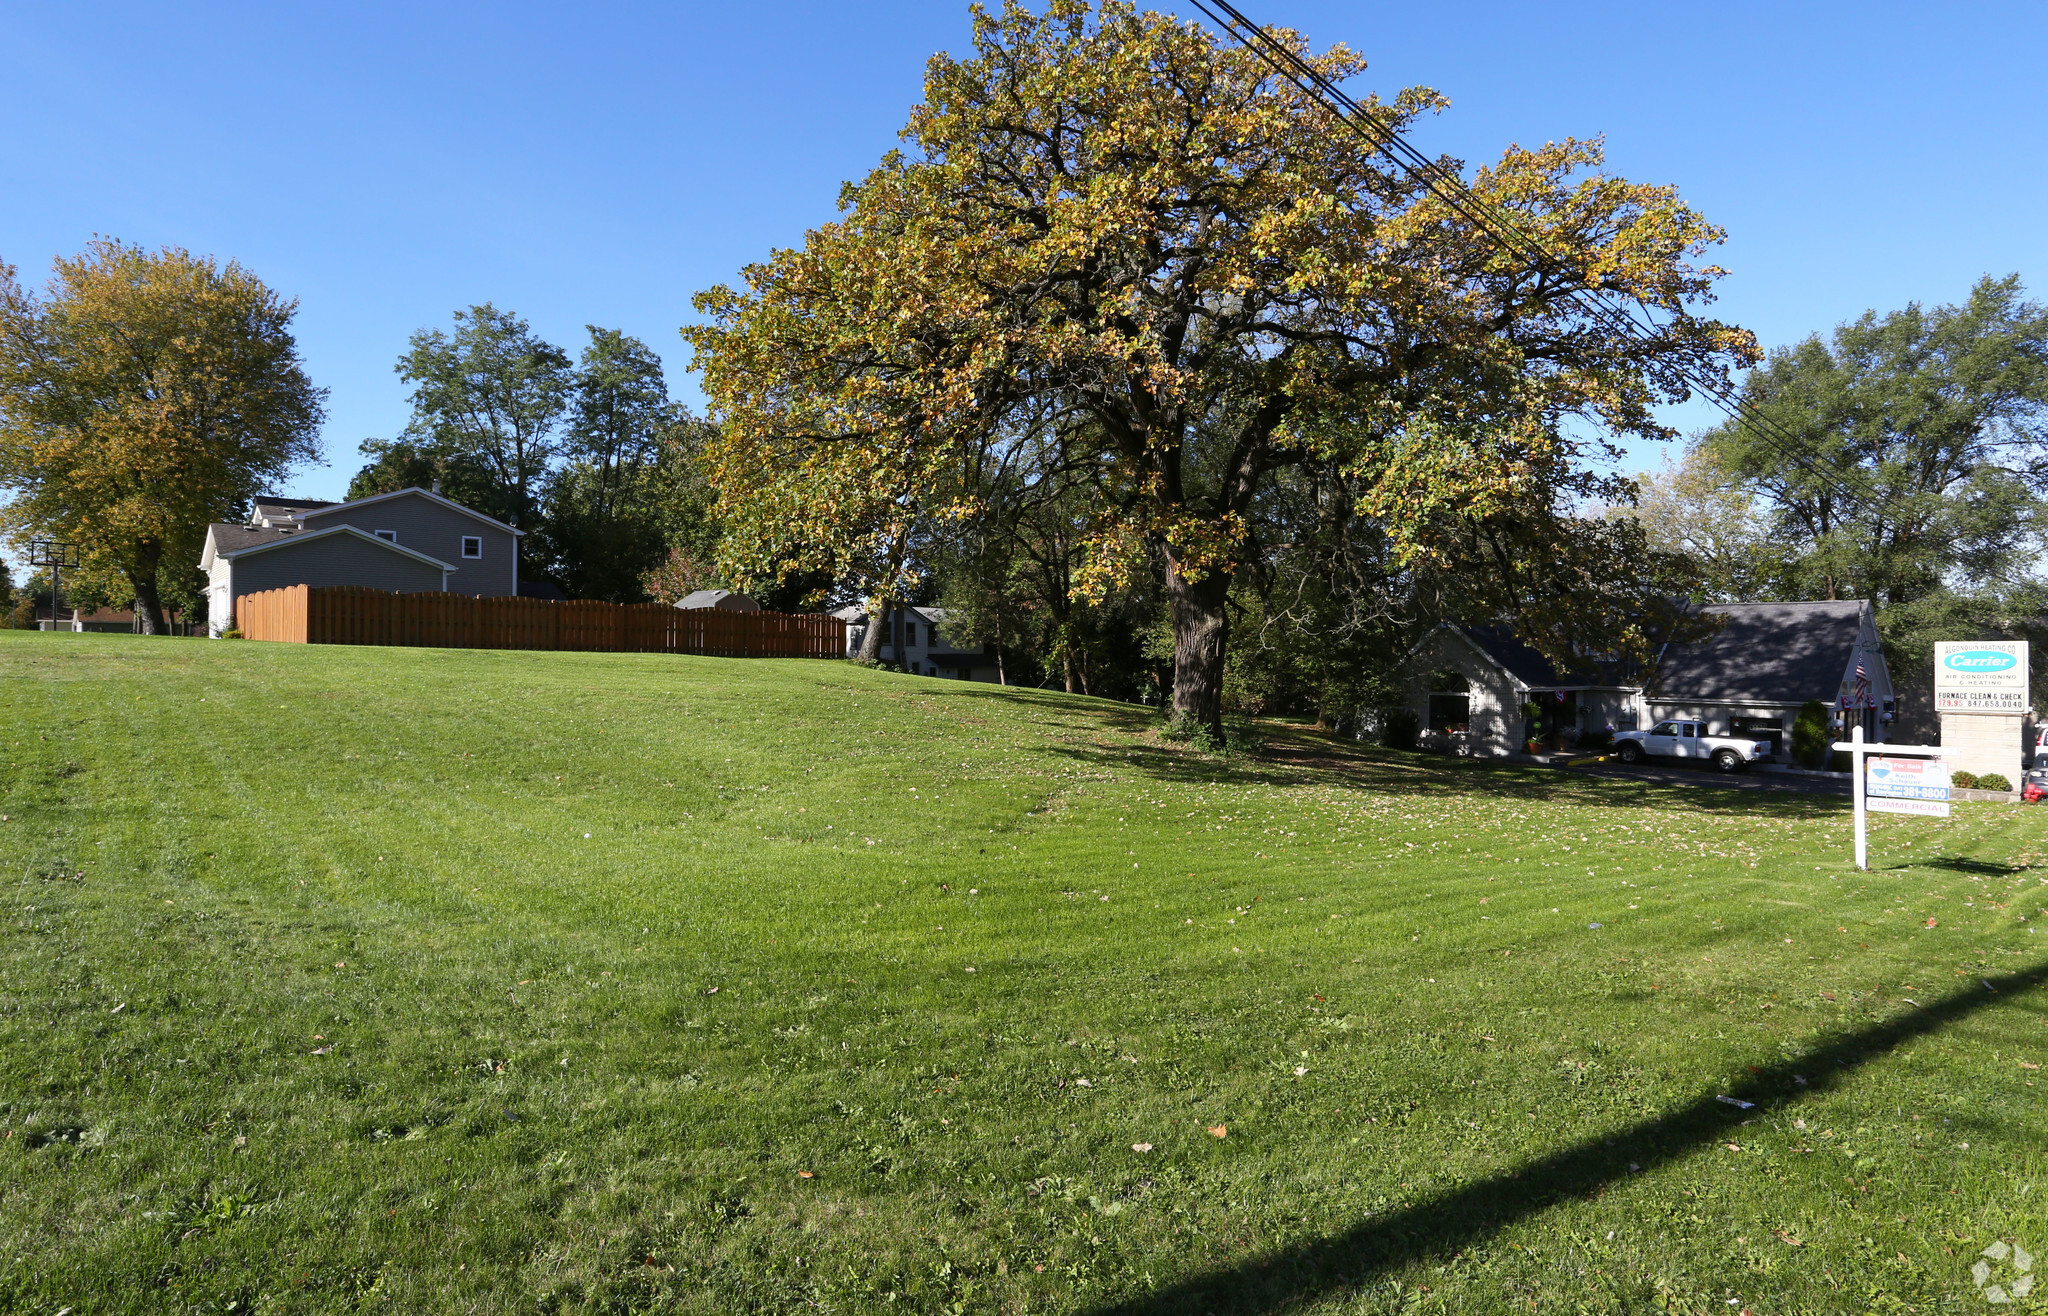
[[908, 681, 1841, 819], [1889, 855, 2027, 876], [1086, 959, 2048, 1316], [1034, 718, 1841, 820]]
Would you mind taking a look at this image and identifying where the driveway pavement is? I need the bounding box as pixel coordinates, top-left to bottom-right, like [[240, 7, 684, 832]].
[[1557, 757, 1851, 797]]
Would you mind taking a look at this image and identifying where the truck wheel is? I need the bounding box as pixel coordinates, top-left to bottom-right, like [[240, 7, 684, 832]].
[[1617, 742, 1644, 764], [1713, 748, 1744, 773]]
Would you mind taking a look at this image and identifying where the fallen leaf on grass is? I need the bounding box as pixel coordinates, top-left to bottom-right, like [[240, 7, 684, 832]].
[[2021, 1061, 2040, 1070], [1132, 1143, 1153, 1153], [797, 1171, 813, 1179], [1207, 1125, 1228, 1139], [1925, 917, 1938, 928]]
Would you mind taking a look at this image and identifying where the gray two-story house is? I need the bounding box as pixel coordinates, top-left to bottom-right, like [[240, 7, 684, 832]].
[[200, 487, 523, 635]]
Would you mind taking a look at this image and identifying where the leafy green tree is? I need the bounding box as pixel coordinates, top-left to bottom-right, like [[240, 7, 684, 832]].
[[0, 240, 325, 632], [531, 329, 680, 601], [1702, 275, 2048, 607], [1625, 447, 1793, 603], [564, 328, 670, 519], [935, 448, 1149, 695], [688, 0, 1757, 735], [394, 304, 571, 530]]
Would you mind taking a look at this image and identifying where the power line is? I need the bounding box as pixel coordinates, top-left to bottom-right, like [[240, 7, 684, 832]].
[[1181, 0, 1875, 515]]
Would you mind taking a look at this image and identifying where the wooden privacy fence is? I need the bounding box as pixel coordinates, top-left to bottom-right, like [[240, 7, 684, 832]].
[[234, 585, 845, 658]]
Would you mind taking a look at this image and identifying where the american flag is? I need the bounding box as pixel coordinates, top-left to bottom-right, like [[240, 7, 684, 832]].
[[1851, 659, 1871, 707]]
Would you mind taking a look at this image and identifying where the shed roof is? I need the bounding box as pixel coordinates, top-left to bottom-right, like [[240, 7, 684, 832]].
[[677, 589, 760, 611], [1650, 600, 1866, 705]]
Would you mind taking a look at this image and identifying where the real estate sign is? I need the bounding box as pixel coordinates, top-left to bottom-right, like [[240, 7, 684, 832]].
[[1866, 754, 1951, 818], [1933, 641, 2028, 714]]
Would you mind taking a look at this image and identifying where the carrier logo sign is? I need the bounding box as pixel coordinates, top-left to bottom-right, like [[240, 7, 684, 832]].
[[1934, 641, 2028, 714], [1944, 650, 2019, 673]]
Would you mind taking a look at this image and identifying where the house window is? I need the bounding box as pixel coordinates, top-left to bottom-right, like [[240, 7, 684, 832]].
[[905, 622, 918, 647], [461, 536, 483, 559], [373, 529, 397, 543], [1427, 671, 1471, 733]]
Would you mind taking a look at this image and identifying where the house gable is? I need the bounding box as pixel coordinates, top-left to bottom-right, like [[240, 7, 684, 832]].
[[298, 489, 518, 597], [219, 525, 454, 619]]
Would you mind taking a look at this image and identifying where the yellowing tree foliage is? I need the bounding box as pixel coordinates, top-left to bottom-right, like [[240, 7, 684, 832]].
[[688, 1, 1757, 729], [0, 240, 324, 632]]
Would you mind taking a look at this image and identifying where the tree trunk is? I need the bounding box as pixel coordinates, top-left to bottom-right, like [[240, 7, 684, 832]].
[[128, 541, 165, 635], [1063, 647, 1081, 694], [1166, 555, 1231, 738], [858, 602, 886, 661]]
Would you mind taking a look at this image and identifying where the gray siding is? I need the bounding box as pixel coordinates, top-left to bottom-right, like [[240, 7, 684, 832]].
[[229, 535, 446, 624], [300, 493, 518, 597]]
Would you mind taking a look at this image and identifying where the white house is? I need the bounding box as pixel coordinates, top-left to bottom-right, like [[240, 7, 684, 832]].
[[830, 604, 1002, 681], [1404, 624, 1640, 757], [1404, 600, 1895, 758]]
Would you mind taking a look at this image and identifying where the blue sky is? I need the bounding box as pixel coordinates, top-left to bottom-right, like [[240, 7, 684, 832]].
[[3, 0, 2043, 508]]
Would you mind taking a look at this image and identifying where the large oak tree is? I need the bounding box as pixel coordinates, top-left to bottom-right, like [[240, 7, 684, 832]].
[[688, 0, 1756, 729], [0, 239, 325, 632]]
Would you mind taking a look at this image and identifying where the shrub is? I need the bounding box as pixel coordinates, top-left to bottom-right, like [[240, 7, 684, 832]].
[[1975, 772, 2011, 793], [1791, 700, 1831, 769], [1222, 718, 1266, 756], [1577, 728, 1613, 751], [1161, 711, 1220, 751], [1949, 769, 1978, 789], [220, 627, 244, 640], [1381, 707, 1419, 751]]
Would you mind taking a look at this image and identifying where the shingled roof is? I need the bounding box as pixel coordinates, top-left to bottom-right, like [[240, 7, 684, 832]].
[[1650, 600, 1865, 704], [205, 523, 296, 555], [1455, 625, 1634, 689]]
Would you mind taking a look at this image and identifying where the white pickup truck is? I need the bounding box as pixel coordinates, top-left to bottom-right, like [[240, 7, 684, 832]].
[[1612, 720, 1774, 772]]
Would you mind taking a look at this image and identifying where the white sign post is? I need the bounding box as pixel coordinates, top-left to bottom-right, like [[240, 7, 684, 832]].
[[1833, 725, 1949, 871]]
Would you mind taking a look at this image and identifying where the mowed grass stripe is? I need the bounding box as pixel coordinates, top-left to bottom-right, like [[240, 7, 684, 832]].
[[0, 631, 2041, 1314]]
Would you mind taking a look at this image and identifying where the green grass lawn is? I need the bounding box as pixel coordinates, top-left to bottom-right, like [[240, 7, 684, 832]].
[[1, 631, 2043, 1315]]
